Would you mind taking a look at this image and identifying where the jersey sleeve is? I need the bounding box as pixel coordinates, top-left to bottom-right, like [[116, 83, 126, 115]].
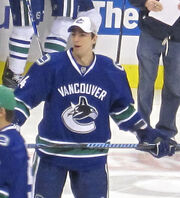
[[78, 0, 94, 11], [14, 54, 54, 125], [109, 64, 147, 132]]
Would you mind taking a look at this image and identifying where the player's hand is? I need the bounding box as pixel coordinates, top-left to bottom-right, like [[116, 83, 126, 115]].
[[136, 127, 177, 158], [145, 0, 163, 11], [142, 138, 176, 158]]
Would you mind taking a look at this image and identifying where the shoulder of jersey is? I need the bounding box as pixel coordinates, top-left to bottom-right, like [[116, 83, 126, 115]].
[[36, 52, 66, 66], [97, 54, 125, 72], [113, 62, 125, 71]]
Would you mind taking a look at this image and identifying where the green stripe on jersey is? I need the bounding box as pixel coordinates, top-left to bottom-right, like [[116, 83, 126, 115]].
[[37, 136, 108, 156], [111, 104, 136, 123], [39, 146, 108, 156], [0, 192, 9, 198], [23, 0, 30, 26]]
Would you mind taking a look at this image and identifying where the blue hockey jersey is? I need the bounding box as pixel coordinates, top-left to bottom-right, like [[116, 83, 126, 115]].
[[0, 124, 28, 198], [14, 49, 147, 170]]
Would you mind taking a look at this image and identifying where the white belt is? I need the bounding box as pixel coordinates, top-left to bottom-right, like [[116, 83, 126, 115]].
[[162, 36, 171, 56]]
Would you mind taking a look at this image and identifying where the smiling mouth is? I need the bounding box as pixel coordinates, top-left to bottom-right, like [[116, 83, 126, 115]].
[[74, 45, 81, 48]]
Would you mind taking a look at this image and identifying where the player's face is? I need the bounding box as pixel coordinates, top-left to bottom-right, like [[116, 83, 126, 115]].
[[0, 107, 8, 128], [71, 28, 97, 56], [0, 107, 5, 117]]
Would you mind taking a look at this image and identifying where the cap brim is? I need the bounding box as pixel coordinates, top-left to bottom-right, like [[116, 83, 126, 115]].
[[68, 25, 92, 33]]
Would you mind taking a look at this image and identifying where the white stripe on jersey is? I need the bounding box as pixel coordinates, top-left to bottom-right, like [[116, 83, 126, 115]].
[[70, 0, 74, 18], [63, 0, 74, 18], [20, 0, 25, 26], [0, 190, 9, 197], [9, 40, 31, 48], [63, 0, 68, 16], [31, 153, 40, 198], [38, 148, 108, 158]]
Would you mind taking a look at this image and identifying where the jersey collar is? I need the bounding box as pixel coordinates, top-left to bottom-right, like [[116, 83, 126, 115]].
[[0, 124, 17, 132], [67, 48, 96, 76]]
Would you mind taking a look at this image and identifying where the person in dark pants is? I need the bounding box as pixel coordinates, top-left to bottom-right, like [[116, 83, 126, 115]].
[[129, 0, 180, 138]]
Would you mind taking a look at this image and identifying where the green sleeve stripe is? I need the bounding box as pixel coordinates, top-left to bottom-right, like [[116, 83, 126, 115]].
[[0, 194, 8, 198], [0, 190, 9, 198], [15, 100, 30, 118], [111, 104, 136, 123]]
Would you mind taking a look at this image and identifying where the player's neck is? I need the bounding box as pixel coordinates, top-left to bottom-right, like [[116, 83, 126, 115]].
[[0, 119, 11, 130], [72, 51, 94, 66]]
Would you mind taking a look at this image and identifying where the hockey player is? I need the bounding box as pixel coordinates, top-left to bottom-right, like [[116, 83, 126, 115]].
[[14, 17, 176, 198], [0, 85, 29, 198], [2, 0, 102, 89], [2, 0, 43, 89]]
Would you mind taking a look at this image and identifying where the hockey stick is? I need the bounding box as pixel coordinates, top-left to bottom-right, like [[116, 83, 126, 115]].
[[116, 0, 126, 64], [27, 143, 147, 149], [27, 143, 180, 151], [25, 0, 44, 56]]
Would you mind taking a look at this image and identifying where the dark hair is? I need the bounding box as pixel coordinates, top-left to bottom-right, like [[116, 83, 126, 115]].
[[91, 33, 96, 49], [5, 109, 14, 122]]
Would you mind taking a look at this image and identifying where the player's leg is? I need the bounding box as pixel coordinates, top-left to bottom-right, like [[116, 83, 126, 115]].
[[137, 31, 162, 124], [44, 0, 101, 53], [44, 0, 78, 53], [3, 0, 44, 88], [32, 155, 67, 198], [70, 164, 108, 198], [2, 26, 34, 89], [156, 40, 180, 137], [78, 0, 102, 33], [3, 0, 33, 88], [44, 17, 73, 53]]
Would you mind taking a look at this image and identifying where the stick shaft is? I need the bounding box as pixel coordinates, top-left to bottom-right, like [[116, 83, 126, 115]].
[[27, 143, 156, 150], [25, 0, 44, 56], [116, 0, 126, 64]]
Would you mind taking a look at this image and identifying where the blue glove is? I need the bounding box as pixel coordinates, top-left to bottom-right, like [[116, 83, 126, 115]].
[[136, 127, 177, 158]]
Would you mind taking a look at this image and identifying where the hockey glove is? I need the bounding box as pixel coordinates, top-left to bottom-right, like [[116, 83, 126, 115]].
[[136, 127, 177, 158]]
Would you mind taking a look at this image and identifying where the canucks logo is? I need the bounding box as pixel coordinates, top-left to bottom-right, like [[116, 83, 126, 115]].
[[76, 18, 84, 24], [61, 96, 98, 134]]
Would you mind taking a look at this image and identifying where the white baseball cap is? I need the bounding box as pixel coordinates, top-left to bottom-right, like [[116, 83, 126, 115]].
[[68, 17, 97, 34]]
